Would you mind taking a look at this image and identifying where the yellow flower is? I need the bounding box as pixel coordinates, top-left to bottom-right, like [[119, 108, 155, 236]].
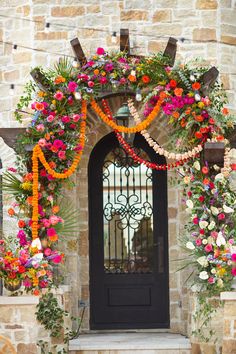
[[217, 268, 226, 277], [198, 102, 205, 108], [38, 91, 46, 97], [52, 100, 56, 105], [21, 182, 32, 191], [101, 71, 106, 76]]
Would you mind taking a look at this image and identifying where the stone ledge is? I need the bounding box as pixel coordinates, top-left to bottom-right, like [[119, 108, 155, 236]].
[[0, 296, 39, 305], [220, 292, 236, 301]]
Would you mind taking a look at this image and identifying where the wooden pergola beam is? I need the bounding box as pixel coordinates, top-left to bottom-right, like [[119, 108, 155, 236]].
[[163, 37, 177, 66], [0, 128, 26, 149], [120, 29, 130, 55], [200, 66, 219, 96], [30, 68, 51, 92], [70, 38, 87, 66]]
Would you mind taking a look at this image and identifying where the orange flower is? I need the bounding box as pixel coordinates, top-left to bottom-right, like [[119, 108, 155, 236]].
[[27, 196, 33, 205], [159, 91, 167, 99], [48, 234, 58, 242], [18, 220, 26, 228], [45, 133, 51, 141], [202, 166, 209, 174], [142, 75, 150, 84], [185, 108, 191, 115], [192, 82, 201, 90], [52, 205, 60, 214], [49, 161, 56, 169], [35, 102, 44, 111], [203, 178, 210, 185], [128, 74, 136, 82], [23, 173, 33, 182], [195, 115, 204, 122], [216, 135, 225, 141], [174, 88, 183, 97], [94, 69, 99, 75], [101, 71, 106, 76], [8, 208, 15, 216], [54, 76, 66, 84], [195, 131, 203, 139], [180, 119, 186, 127], [33, 289, 40, 296], [222, 107, 229, 115], [172, 111, 180, 119]]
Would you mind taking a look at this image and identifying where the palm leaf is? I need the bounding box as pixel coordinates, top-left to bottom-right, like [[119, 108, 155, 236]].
[[55, 201, 79, 238], [0, 172, 22, 195]]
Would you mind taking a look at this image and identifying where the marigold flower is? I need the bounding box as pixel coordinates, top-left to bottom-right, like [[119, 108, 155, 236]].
[[192, 82, 201, 90], [52, 205, 60, 214], [8, 208, 15, 216], [174, 88, 183, 97], [128, 74, 136, 82], [142, 75, 150, 84]]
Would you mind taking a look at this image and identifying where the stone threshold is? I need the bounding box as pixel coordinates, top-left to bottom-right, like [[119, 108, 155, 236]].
[[69, 333, 191, 351]]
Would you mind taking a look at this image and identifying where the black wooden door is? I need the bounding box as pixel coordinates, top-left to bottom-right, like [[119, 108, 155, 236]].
[[89, 133, 169, 329]]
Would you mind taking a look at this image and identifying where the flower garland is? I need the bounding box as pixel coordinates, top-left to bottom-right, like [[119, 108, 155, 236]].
[[127, 99, 203, 160], [101, 99, 194, 170], [31, 100, 87, 240], [90, 94, 164, 133]]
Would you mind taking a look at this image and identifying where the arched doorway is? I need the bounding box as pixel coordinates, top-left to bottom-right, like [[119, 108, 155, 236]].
[[88, 132, 169, 329]]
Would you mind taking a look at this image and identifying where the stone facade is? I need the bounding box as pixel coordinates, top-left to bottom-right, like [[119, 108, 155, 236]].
[[0, 0, 236, 346]]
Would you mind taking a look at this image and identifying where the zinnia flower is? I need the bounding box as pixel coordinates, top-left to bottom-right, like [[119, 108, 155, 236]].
[[192, 82, 201, 90], [96, 47, 105, 55], [54, 91, 64, 100], [68, 81, 78, 93], [142, 75, 150, 84], [231, 254, 236, 262]]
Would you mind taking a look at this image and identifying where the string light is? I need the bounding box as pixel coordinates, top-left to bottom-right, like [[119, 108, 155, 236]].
[[72, 58, 79, 68], [45, 22, 50, 33], [9, 84, 15, 96], [135, 89, 142, 102], [111, 31, 117, 44], [13, 44, 17, 51]]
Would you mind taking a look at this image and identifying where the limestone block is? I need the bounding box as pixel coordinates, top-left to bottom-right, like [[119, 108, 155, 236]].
[[34, 31, 68, 40], [222, 339, 236, 354], [121, 10, 149, 21], [17, 343, 38, 354], [196, 0, 218, 9], [51, 6, 85, 17], [0, 307, 14, 322], [193, 28, 216, 41], [152, 9, 172, 22], [86, 5, 101, 14]]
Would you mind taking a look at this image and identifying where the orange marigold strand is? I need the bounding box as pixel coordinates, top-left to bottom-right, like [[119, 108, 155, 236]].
[[90, 98, 163, 133]]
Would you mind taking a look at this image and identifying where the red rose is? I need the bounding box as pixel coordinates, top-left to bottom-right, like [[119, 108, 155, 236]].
[[169, 79, 177, 88], [199, 229, 205, 235], [199, 196, 205, 202], [202, 166, 209, 174]]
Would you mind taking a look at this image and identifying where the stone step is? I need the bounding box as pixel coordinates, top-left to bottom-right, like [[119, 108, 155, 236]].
[[69, 332, 191, 354]]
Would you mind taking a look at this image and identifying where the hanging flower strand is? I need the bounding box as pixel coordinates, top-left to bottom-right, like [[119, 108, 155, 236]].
[[31, 100, 87, 239], [127, 99, 203, 160], [101, 99, 195, 170]]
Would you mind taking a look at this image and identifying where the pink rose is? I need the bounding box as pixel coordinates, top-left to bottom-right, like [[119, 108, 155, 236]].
[[47, 115, 54, 122], [73, 114, 81, 122], [96, 47, 105, 55], [232, 254, 236, 262], [58, 151, 66, 160], [88, 81, 94, 88], [195, 239, 202, 246], [53, 139, 64, 149], [49, 215, 60, 225], [208, 277, 214, 284], [47, 228, 56, 237], [210, 231, 218, 239], [51, 254, 62, 264], [36, 124, 45, 132], [54, 91, 64, 101], [99, 77, 107, 85], [42, 219, 51, 228], [68, 81, 78, 93], [231, 268, 236, 277], [38, 138, 46, 147], [44, 248, 52, 256], [218, 213, 225, 220], [204, 244, 213, 253], [61, 115, 70, 123]]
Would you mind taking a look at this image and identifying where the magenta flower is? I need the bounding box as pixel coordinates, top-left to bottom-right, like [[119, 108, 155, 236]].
[[204, 244, 213, 253], [232, 268, 236, 277], [68, 81, 78, 93], [58, 151, 66, 160], [232, 254, 236, 262], [61, 115, 70, 123], [105, 63, 113, 72], [53, 139, 64, 149], [44, 248, 52, 256], [54, 91, 64, 100], [96, 47, 105, 55], [47, 228, 56, 237], [88, 81, 95, 88], [218, 213, 225, 221], [195, 239, 202, 246], [99, 77, 107, 85], [73, 114, 81, 122], [47, 115, 54, 122]]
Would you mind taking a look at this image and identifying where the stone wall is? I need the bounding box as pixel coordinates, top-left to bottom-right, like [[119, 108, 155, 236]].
[[221, 292, 236, 354], [0, 0, 236, 336]]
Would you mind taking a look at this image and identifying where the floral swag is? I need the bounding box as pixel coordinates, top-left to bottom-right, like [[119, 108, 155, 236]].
[[0, 45, 236, 297]]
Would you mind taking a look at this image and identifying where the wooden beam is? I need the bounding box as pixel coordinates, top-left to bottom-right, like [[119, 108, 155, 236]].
[[0, 128, 26, 149], [30, 68, 51, 92], [120, 29, 130, 55], [163, 37, 177, 66], [70, 38, 87, 66], [204, 141, 225, 166], [200, 67, 219, 96]]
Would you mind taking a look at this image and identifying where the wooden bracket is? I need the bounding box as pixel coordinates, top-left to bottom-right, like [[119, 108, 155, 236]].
[[70, 38, 87, 66], [163, 37, 177, 66], [200, 67, 219, 96], [204, 141, 225, 166], [30, 68, 51, 92], [120, 29, 130, 55]]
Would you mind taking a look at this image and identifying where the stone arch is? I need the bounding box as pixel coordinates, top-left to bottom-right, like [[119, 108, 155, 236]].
[[71, 95, 188, 333]]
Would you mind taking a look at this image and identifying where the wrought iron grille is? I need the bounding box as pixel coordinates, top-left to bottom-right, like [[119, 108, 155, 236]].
[[103, 146, 154, 274]]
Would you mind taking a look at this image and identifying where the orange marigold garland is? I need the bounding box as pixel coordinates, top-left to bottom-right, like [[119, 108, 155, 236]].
[[90, 94, 165, 133], [31, 100, 87, 239]]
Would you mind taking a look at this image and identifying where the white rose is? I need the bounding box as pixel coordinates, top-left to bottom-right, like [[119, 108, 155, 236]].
[[186, 242, 195, 250], [217, 279, 224, 288], [211, 268, 216, 274], [216, 231, 226, 247], [199, 220, 208, 229], [208, 221, 216, 230], [186, 200, 194, 209], [184, 176, 191, 184], [197, 256, 208, 267], [223, 205, 234, 213], [207, 236, 214, 244], [199, 271, 209, 280], [193, 161, 201, 171], [202, 239, 208, 245], [215, 173, 224, 181], [210, 206, 219, 216]]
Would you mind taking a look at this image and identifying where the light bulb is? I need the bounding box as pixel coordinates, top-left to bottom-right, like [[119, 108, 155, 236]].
[[190, 75, 195, 82], [45, 22, 50, 34], [13, 44, 17, 51], [111, 31, 117, 44], [9, 84, 15, 96], [74, 92, 81, 100], [131, 69, 136, 76], [195, 93, 201, 101]]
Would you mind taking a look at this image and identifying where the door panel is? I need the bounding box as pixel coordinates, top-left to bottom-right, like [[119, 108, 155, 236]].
[[89, 133, 169, 329]]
